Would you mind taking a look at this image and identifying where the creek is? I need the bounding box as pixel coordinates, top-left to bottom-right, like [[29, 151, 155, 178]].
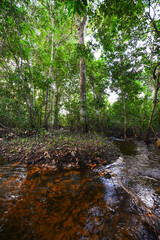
[[0, 140, 160, 240]]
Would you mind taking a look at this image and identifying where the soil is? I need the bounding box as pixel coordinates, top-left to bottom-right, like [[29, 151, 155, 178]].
[[0, 128, 120, 172]]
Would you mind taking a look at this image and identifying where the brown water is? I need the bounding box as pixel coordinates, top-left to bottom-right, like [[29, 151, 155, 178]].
[[0, 140, 160, 240]]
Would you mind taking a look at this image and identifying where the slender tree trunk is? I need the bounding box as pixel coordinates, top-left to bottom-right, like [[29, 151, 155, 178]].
[[145, 89, 158, 142], [44, 15, 54, 129], [44, 82, 49, 129], [122, 91, 127, 140], [30, 50, 35, 109], [53, 80, 59, 129], [18, 53, 34, 128], [78, 16, 88, 133], [145, 63, 160, 142], [141, 76, 152, 129], [142, 39, 153, 131], [49, 83, 54, 126], [51, 83, 55, 125]]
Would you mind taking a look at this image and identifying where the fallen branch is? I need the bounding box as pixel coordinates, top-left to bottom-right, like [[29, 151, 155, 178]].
[[0, 123, 9, 129], [105, 170, 160, 222], [18, 154, 26, 164]]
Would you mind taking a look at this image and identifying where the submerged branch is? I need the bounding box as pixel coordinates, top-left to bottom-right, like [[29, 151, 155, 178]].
[[106, 170, 160, 222]]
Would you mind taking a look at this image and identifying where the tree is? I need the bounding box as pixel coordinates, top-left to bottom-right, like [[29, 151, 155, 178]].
[[1, 0, 36, 127], [77, 15, 88, 132], [145, 63, 160, 141]]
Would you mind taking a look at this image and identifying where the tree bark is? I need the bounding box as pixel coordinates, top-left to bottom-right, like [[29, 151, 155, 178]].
[[78, 15, 88, 133]]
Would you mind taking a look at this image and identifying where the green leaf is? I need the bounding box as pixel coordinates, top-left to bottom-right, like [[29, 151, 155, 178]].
[[67, 1, 73, 16], [82, 0, 87, 6]]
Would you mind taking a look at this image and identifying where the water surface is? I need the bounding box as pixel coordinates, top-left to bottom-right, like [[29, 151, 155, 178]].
[[0, 141, 160, 240]]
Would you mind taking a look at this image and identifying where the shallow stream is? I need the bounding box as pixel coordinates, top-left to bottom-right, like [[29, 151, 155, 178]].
[[0, 140, 160, 239]]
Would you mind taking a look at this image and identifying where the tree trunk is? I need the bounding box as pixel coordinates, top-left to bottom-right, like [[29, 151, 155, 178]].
[[53, 80, 59, 129], [145, 86, 159, 142], [122, 91, 127, 140], [44, 82, 49, 129], [145, 63, 160, 142], [49, 83, 54, 126], [30, 50, 35, 110], [44, 15, 54, 129], [78, 16, 88, 133]]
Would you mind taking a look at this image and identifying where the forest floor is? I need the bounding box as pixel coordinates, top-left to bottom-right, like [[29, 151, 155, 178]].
[[0, 128, 120, 171]]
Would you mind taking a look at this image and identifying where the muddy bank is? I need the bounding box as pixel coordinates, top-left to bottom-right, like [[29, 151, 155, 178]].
[[0, 129, 120, 171]]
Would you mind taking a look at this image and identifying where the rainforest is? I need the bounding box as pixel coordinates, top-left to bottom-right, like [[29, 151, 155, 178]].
[[0, 0, 160, 239]]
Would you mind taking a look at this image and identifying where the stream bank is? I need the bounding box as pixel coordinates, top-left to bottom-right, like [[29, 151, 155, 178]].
[[0, 129, 120, 171]]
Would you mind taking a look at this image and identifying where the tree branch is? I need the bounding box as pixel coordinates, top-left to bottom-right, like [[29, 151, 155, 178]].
[[148, 1, 160, 38]]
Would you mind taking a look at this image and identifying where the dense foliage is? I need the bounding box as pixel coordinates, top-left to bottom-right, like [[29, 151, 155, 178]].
[[0, 0, 160, 139]]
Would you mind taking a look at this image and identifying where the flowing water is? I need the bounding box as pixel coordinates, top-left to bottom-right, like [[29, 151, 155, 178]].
[[0, 140, 160, 240]]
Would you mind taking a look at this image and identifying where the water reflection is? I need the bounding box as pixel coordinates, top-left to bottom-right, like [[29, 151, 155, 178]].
[[0, 140, 160, 240], [106, 140, 160, 228], [114, 140, 137, 156]]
